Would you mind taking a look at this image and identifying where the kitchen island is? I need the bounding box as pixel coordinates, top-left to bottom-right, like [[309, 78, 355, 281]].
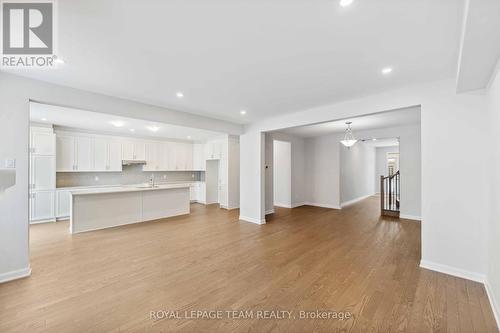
[[70, 183, 191, 233]]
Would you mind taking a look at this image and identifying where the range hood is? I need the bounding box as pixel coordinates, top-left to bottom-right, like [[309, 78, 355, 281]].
[[122, 159, 147, 166]]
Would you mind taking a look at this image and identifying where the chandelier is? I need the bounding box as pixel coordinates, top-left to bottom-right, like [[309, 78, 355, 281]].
[[340, 121, 357, 148]]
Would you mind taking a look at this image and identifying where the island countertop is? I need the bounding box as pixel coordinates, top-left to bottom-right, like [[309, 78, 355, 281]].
[[69, 183, 192, 196]]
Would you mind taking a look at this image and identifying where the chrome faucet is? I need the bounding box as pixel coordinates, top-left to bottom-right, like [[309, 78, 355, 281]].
[[149, 174, 155, 187]]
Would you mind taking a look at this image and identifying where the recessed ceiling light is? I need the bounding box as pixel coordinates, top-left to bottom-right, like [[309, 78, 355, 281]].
[[41, 118, 47, 121], [110, 120, 125, 127], [187, 135, 192, 139], [176, 92, 184, 98], [381, 67, 393, 75], [147, 125, 160, 132], [372, 138, 377, 141], [130, 129, 135, 132], [339, 0, 353, 7], [240, 110, 247, 115]]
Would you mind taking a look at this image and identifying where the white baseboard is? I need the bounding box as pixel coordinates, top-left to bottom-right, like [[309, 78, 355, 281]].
[[0, 266, 31, 284], [220, 205, 239, 210], [400, 214, 421, 221], [485, 280, 500, 330], [419, 260, 485, 283], [265, 209, 275, 215], [291, 202, 305, 208], [340, 194, 372, 208], [274, 202, 292, 208], [239, 215, 266, 225], [304, 202, 341, 210]]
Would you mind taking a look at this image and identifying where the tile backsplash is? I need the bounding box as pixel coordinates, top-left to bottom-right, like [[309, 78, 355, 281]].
[[57, 164, 202, 188]]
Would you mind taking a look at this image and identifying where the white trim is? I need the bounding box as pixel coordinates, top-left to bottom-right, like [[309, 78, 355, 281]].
[[220, 205, 239, 210], [400, 214, 421, 221], [340, 194, 372, 208], [265, 209, 275, 215], [274, 202, 292, 208], [0, 266, 31, 284], [30, 218, 56, 225], [304, 202, 341, 210], [420, 260, 485, 283], [485, 280, 500, 329], [291, 202, 305, 208], [239, 215, 266, 225]]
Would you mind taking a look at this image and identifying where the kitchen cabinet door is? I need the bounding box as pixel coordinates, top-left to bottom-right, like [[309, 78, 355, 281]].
[[144, 142, 160, 171], [56, 190, 71, 218], [184, 144, 193, 170], [193, 144, 205, 170], [75, 136, 92, 171], [93, 137, 108, 171], [56, 135, 75, 171], [167, 143, 179, 170], [30, 190, 55, 222], [122, 141, 135, 160], [134, 141, 146, 160], [108, 140, 122, 171], [31, 155, 55, 190], [31, 130, 55, 155]]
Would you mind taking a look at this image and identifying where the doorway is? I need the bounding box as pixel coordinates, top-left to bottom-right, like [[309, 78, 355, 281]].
[[273, 140, 292, 208]]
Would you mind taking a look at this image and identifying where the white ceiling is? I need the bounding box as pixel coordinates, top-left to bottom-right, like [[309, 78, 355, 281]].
[[279, 106, 420, 138], [4, 0, 463, 124], [30, 102, 224, 142]]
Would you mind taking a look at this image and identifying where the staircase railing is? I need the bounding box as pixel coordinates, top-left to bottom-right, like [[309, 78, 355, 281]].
[[380, 170, 400, 217]]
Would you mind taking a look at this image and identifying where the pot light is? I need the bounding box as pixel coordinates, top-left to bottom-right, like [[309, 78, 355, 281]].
[[130, 129, 135, 132], [381, 67, 393, 75], [176, 92, 184, 98], [147, 125, 160, 132], [187, 135, 192, 139], [41, 118, 47, 121], [240, 110, 247, 115], [372, 138, 377, 141], [340, 122, 357, 148], [339, 0, 353, 7], [110, 120, 125, 128]]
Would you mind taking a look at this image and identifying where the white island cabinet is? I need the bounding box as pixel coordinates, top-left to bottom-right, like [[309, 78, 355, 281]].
[[70, 184, 191, 233]]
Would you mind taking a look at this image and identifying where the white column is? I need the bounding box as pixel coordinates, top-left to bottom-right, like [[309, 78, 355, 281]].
[[239, 130, 266, 224]]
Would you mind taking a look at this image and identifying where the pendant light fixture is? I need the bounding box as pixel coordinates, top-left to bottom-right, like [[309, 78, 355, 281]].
[[340, 121, 357, 148]]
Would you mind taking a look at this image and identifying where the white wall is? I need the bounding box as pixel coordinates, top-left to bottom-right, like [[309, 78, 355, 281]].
[[375, 146, 399, 191], [0, 72, 243, 282], [240, 79, 489, 282], [487, 61, 500, 324], [273, 141, 291, 207], [340, 142, 376, 205], [264, 132, 306, 213], [304, 134, 341, 209]]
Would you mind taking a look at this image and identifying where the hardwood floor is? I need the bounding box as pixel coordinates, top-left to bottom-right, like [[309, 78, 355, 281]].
[[0, 196, 497, 332]]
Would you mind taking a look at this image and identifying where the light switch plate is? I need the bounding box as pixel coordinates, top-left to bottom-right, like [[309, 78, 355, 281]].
[[4, 158, 15, 169]]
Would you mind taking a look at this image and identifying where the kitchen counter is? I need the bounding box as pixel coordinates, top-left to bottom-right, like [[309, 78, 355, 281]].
[[70, 183, 191, 234]]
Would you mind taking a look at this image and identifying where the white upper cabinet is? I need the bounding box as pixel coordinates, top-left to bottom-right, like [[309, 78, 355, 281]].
[[193, 144, 205, 171], [75, 136, 93, 171], [205, 139, 223, 160], [122, 140, 146, 161], [108, 140, 122, 171], [93, 137, 122, 172], [144, 142, 161, 171], [93, 137, 108, 171], [56, 135, 76, 171], [31, 129, 56, 155]]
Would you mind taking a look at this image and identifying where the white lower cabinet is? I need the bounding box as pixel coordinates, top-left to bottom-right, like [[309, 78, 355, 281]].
[[56, 190, 71, 219], [189, 182, 206, 203], [30, 190, 55, 223]]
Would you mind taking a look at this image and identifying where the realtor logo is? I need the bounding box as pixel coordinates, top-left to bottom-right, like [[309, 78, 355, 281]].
[[1, 0, 57, 67]]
